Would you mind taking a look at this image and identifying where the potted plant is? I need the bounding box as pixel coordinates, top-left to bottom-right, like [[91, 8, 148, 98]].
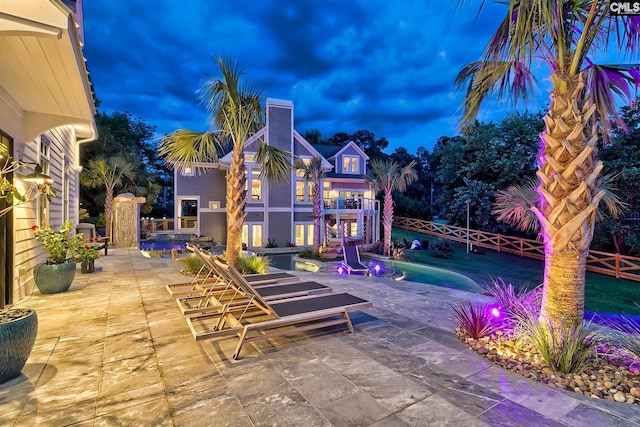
[[32, 222, 78, 293], [75, 237, 100, 273], [0, 153, 51, 384]]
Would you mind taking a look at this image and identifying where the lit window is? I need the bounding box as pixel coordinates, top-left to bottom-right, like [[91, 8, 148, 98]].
[[245, 154, 255, 163], [296, 181, 305, 201], [242, 225, 248, 246], [295, 224, 305, 246], [182, 166, 194, 176], [323, 181, 330, 188], [209, 201, 220, 210], [308, 182, 314, 200], [343, 156, 359, 174], [38, 137, 51, 226], [307, 224, 314, 246], [251, 178, 261, 200], [252, 225, 262, 247]]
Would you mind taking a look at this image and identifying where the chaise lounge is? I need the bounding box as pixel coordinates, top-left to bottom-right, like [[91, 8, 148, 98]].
[[186, 271, 373, 359], [342, 245, 369, 275]]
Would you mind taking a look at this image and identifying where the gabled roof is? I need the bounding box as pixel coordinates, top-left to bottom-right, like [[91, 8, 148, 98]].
[[0, 0, 97, 142], [314, 141, 369, 162], [293, 130, 332, 170]]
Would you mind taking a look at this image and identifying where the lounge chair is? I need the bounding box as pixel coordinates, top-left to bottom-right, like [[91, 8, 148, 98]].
[[186, 266, 373, 359], [176, 246, 331, 316], [342, 245, 369, 275]]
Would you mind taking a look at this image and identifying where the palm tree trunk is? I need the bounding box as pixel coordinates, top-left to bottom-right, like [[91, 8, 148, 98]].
[[312, 178, 321, 252], [225, 144, 247, 267], [536, 73, 602, 328], [383, 188, 394, 256], [105, 186, 113, 242]]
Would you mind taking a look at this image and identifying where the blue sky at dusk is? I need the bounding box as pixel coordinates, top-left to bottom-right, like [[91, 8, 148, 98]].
[[83, 1, 550, 153]]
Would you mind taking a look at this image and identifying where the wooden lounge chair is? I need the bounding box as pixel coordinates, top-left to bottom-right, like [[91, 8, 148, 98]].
[[186, 266, 373, 359], [176, 247, 331, 316], [342, 245, 369, 275]]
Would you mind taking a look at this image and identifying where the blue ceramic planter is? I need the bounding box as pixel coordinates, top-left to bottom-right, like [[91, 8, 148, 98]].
[[0, 309, 38, 384], [33, 263, 76, 294]]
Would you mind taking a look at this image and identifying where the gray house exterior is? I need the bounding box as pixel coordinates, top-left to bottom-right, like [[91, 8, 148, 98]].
[[172, 98, 380, 250]]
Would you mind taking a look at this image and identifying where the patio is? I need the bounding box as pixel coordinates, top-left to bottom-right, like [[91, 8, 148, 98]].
[[1, 249, 638, 426]]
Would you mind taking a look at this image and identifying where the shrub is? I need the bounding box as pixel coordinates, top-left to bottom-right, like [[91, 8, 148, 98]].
[[605, 315, 640, 360], [237, 255, 271, 274], [432, 238, 453, 259], [451, 302, 502, 340], [297, 250, 323, 261], [514, 313, 598, 374], [264, 238, 278, 248], [482, 278, 542, 321], [178, 255, 209, 276], [285, 241, 296, 247], [390, 240, 405, 259]]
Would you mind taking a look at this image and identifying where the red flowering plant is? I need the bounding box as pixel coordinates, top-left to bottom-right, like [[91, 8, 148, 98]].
[[74, 236, 100, 263]]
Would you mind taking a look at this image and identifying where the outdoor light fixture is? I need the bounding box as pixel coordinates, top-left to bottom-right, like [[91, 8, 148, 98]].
[[491, 307, 500, 318], [23, 162, 53, 186], [373, 264, 381, 275]]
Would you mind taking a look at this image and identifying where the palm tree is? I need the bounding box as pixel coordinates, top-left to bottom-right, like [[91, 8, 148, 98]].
[[455, 1, 640, 327], [158, 57, 290, 267], [369, 159, 418, 256], [81, 156, 134, 241], [294, 156, 326, 252]]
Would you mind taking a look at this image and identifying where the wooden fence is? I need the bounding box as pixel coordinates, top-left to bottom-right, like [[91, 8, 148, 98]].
[[394, 216, 640, 282]]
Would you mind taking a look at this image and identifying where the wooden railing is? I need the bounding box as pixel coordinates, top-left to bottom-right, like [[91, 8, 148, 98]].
[[394, 216, 640, 282]]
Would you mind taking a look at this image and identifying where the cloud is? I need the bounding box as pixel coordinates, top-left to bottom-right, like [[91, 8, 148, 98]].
[[83, 0, 545, 153]]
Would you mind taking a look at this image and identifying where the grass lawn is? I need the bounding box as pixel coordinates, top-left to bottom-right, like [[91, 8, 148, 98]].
[[392, 228, 640, 316]]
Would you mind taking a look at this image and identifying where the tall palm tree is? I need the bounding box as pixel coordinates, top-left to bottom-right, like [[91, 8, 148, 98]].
[[158, 57, 290, 267], [456, 1, 640, 327], [369, 159, 418, 256], [81, 156, 134, 241], [294, 156, 326, 252]]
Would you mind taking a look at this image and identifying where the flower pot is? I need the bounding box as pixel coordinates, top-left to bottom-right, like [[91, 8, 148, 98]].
[[0, 309, 38, 384], [33, 263, 76, 294], [81, 260, 95, 274]]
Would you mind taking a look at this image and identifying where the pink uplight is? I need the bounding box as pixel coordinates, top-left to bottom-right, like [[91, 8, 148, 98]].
[[491, 308, 500, 318]]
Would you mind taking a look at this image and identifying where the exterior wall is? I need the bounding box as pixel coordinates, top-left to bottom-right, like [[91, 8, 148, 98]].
[[175, 167, 226, 205], [293, 140, 314, 157], [267, 212, 293, 248], [199, 212, 226, 244], [336, 145, 365, 175]]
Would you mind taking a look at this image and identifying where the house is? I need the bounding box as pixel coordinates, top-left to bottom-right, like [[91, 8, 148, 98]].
[[172, 98, 380, 250], [0, 0, 97, 306]]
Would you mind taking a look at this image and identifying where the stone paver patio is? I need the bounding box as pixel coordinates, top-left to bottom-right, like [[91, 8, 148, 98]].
[[1, 249, 639, 426]]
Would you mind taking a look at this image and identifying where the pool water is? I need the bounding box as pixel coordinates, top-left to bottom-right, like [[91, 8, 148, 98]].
[[268, 254, 482, 292]]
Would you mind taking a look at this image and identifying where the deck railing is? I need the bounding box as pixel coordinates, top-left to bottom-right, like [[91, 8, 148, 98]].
[[394, 216, 640, 282]]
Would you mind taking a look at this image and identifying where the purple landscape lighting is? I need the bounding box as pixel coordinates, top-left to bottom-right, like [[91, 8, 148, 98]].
[[374, 264, 381, 274], [491, 307, 500, 318], [337, 266, 344, 275]]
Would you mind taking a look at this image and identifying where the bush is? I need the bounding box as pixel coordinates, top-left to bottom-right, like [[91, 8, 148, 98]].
[[390, 240, 405, 259], [432, 238, 453, 259], [605, 314, 640, 360], [482, 278, 542, 321], [297, 250, 323, 261], [264, 238, 278, 248], [451, 302, 502, 340], [237, 255, 271, 274], [514, 313, 598, 374], [178, 255, 209, 276]]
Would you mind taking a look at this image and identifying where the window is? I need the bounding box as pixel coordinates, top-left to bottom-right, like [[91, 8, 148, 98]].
[[245, 154, 255, 163], [251, 178, 261, 200], [252, 224, 262, 247], [295, 224, 305, 246], [181, 166, 194, 176], [308, 182, 314, 200], [296, 181, 305, 201], [63, 162, 69, 222], [342, 156, 359, 174], [307, 224, 314, 246], [242, 225, 248, 246], [178, 198, 198, 229], [38, 137, 51, 226], [208, 201, 220, 210]]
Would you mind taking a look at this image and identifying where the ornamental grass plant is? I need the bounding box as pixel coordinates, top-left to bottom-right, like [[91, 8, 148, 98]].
[[237, 255, 271, 274]]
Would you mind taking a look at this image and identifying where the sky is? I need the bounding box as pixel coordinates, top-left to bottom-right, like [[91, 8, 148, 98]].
[[82, 1, 549, 153]]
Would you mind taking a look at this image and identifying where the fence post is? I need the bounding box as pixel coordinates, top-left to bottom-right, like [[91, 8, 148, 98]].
[[520, 238, 524, 257], [616, 253, 620, 279], [497, 234, 501, 252]]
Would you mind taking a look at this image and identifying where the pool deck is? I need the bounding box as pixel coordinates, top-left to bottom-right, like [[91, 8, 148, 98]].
[[2, 249, 639, 426]]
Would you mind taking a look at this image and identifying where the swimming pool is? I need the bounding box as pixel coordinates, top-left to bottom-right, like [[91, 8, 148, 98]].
[[268, 254, 483, 293]]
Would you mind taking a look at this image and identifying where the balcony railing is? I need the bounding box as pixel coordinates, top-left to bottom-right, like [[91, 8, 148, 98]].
[[323, 197, 379, 212]]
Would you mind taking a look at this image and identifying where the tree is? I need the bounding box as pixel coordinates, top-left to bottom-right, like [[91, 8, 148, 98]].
[[81, 156, 134, 241], [158, 57, 290, 267], [368, 159, 418, 256], [80, 111, 168, 216], [456, 1, 640, 327], [294, 156, 325, 252]]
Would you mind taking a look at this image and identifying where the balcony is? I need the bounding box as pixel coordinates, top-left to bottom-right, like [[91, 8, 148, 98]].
[[323, 197, 379, 213]]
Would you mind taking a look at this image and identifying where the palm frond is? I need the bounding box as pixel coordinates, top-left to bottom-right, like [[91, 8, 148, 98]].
[[493, 178, 540, 232], [255, 142, 292, 185], [158, 130, 221, 174]]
